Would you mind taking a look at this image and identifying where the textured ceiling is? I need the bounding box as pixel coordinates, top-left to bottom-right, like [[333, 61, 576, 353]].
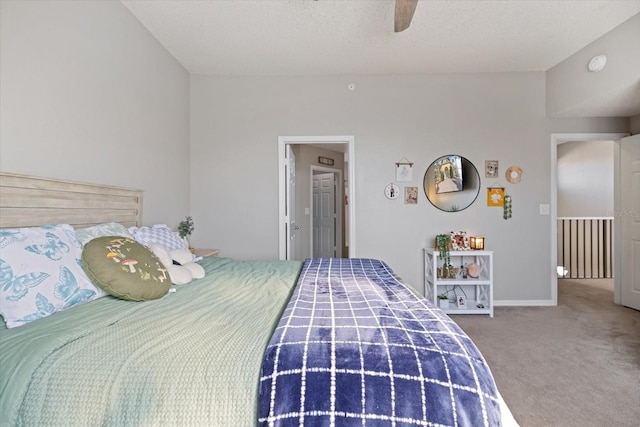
[[120, 0, 640, 117], [121, 0, 640, 75]]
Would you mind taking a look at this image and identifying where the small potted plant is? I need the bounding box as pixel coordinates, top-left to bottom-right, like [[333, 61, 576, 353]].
[[435, 234, 451, 271], [437, 293, 450, 309], [178, 216, 195, 248]]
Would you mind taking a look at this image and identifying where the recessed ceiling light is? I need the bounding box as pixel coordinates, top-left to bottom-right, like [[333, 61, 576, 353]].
[[588, 55, 607, 72]]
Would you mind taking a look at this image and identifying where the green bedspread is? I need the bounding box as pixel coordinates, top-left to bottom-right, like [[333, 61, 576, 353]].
[[0, 257, 302, 427]]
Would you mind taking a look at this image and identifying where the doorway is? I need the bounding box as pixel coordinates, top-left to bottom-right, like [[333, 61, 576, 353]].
[[278, 136, 355, 261], [550, 133, 628, 305]]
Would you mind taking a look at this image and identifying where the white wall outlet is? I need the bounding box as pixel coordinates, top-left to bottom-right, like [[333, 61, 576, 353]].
[[539, 204, 550, 215]]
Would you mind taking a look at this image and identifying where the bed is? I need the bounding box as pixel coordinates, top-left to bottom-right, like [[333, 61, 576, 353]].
[[0, 172, 518, 426]]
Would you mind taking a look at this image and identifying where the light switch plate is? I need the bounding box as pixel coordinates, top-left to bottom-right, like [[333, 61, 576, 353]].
[[539, 204, 550, 215]]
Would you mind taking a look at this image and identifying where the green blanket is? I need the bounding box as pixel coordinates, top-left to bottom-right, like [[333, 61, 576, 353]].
[[0, 257, 302, 426]]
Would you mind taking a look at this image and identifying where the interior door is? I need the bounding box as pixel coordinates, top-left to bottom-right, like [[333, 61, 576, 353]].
[[285, 145, 297, 260], [313, 172, 336, 258], [619, 134, 640, 310]]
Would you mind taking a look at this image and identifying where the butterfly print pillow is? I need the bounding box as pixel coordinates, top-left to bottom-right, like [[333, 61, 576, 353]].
[[0, 224, 105, 328]]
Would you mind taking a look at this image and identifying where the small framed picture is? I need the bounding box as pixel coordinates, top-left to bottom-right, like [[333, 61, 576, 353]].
[[457, 295, 467, 309], [450, 231, 470, 250], [404, 186, 418, 204], [485, 160, 499, 178]]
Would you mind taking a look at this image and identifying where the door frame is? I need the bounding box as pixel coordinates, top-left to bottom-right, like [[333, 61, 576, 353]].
[[550, 133, 628, 305], [285, 144, 297, 260], [278, 135, 355, 260], [311, 166, 343, 258]]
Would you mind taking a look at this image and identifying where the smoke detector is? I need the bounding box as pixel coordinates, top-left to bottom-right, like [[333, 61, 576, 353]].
[[588, 55, 607, 72]]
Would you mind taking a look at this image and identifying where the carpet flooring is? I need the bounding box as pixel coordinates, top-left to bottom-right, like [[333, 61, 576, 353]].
[[452, 279, 640, 427]]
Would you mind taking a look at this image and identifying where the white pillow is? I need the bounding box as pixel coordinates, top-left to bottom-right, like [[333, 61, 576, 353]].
[[170, 248, 194, 265], [166, 265, 192, 285], [183, 262, 205, 280], [75, 222, 132, 246], [0, 224, 106, 328], [149, 244, 194, 285], [128, 224, 187, 251], [149, 243, 172, 268]]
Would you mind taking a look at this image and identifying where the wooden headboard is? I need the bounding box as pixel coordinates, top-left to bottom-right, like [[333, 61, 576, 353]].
[[0, 172, 143, 229]]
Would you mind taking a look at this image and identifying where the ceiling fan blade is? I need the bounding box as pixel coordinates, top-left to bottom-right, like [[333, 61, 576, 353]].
[[394, 0, 418, 32]]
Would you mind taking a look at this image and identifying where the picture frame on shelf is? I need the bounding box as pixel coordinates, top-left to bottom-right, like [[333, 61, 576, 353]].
[[457, 295, 467, 308], [450, 231, 470, 250]]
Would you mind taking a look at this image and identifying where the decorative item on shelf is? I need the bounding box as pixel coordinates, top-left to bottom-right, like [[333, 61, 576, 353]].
[[460, 263, 468, 279], [395, 157, 414, 182], [436, 266, 457, 279], [435, 234, 451, 268], [467, 263, 481, 278], [470, 236, 485, 250], [457, 295, 467, 308], [178, 216, 195, 248], [447, 265, 458, 278], [503, 194, 513, 220], [437, 293, 450, 309], [450, 231, 470, 250], [453, 285, 468, 307]]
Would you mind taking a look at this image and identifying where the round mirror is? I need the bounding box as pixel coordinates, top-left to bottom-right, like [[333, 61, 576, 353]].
[[423, 155, 480, 212]]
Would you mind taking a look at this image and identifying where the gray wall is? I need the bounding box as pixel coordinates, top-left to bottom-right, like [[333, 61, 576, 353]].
[[189, 73, 628, 302], [557, 140, 614, 217], [0, 0, 191, 227], [546, 13, 640, 117], [1, 1, 631, 303]]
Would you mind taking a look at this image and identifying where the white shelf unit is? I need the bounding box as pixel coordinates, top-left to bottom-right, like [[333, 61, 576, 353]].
[[424, 248, 494, 317]]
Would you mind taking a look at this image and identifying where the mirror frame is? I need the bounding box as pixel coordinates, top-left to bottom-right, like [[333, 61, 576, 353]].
[[423, 155, 481, 212]]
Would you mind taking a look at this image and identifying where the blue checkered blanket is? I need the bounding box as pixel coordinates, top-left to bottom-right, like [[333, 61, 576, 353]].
[[258, 258, 502, 426]]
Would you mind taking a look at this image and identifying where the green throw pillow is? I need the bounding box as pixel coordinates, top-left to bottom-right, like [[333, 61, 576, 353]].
[[82, 236, 170, 301]]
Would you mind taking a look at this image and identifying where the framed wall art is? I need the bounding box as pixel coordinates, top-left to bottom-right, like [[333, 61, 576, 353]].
[[485, 160, 499, 178], [487, 186, 505, 207], [395, 158, 414, 182], [318, 156, 334, 166], [404, 186, 418, 204]]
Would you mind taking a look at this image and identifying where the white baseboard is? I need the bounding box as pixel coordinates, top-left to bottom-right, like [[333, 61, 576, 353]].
[[494, 300, 555, 307]]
